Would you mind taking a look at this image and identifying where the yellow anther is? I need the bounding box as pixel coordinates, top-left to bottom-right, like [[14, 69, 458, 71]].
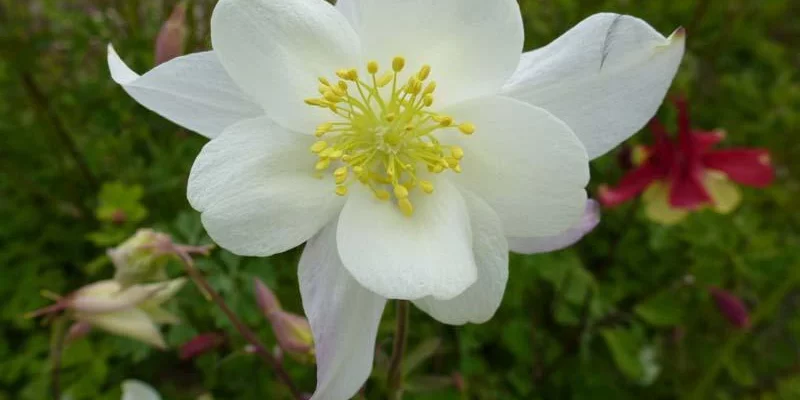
[[423, 82, 437, 95], [315, 159, 330, 171], [335, 175, 347, 185], [338, 81, 348, 91], [336, 69, 350, 80], [444, 157, 459, 167], [406, 78, 421, 94], [318, 77, 331, 86], [334, 166, 348, 177], [386, 113, 397, 122], [374, 190, 391, 201], [432, 164, 445, 173], [423, 94, 434, 107], [394, 185, 409, 199], [330, 85, 346, 97], [438, 116, 453, 127], [392, 57, 406, 72], [317, 122, 333, 132], [417, 65, 431, 81], [329, 149, 344, 159], [420, 180, 435, 194], [458, 123, 475, 135], [304, 98, 328, 107], [323, 91, 342, 103], [353, 166, 365, 175], [451, 146, 464, 160], [319, 148, 334, 158], [335, 186, 348, 196], [377, 72, 393, 87], [453, 164, 462, 173], [346, 68, 359, 81], [398, 198, 414, 216], [318, 84, 330, 94], [310, 141, 328, 153], [367, 61, 379, 74]]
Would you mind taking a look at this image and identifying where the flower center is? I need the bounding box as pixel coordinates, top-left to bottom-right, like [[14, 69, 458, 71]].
[[304, 57, 475, 217]]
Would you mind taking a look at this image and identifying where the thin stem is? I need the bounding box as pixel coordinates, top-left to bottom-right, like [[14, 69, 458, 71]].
[[50, 317, 68, 400], [687, 266, 800, 399], [175, 251, 304, 400], [387, 300, 410, 400]]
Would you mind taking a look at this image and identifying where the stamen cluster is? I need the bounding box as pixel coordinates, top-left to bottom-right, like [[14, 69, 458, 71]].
[[305, 57, 475, 216]]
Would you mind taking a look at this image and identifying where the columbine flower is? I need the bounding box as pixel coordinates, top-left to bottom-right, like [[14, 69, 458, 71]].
[[29, 278, 186, 349], [109, 0, 684, 397], [109, 228, 211, 288], [599, 98, 775, 224], [108, 229, 173, 288]]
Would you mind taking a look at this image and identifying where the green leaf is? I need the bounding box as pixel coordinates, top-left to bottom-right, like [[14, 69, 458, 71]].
[[600, 328, 643, 381], [634, 290, 684, 327]]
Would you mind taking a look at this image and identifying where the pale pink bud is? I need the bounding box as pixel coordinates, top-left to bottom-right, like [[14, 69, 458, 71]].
[[254, 278, 281, 316], [65, 321, 92, 344], [179, 332, 225, 360], [710, 287, 751, 329], [269, 310, 314, 356], [155, 3, 187, 66]]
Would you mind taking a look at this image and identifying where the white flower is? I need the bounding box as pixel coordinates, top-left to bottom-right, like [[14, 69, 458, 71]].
[[109, 0, 684, 398], [70, 278, 186, 349], [121, 380, 161, 400]]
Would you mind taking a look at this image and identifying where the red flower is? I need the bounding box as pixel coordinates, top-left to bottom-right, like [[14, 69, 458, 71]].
[[598, 98, 774, 224]]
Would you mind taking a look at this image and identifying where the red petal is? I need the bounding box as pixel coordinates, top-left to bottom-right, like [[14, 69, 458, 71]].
[[703, 149, 775, 188], [179, 333, 225, 360], [598, 163, 662, 207], [694, 130, 726, 153], [669, 169, 712, 208]]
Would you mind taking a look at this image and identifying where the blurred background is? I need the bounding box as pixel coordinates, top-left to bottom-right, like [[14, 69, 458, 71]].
[[0, 0, 798, 399]]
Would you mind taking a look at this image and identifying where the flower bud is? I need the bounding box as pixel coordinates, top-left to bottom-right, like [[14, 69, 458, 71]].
[[155, 2, 187, 66], [269, 310, 314, 361], [65, 321, 92, 344], [254, 278, 281, 316], [253, 278, 314, 361], [108, 229, 173, 288], [179, 332, 225, 360], [710, 287, 750, 329]]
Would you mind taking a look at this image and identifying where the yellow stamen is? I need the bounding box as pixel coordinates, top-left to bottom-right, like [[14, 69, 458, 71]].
[[392, 57, 406, 72], [459, 123, 476, 135], [367, 61, 379, 74]]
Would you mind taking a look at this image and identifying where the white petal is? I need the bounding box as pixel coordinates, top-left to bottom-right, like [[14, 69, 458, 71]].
[[211, 0, 361, 133], [80, 308, 166, 349], [337, 178, 477, 300], [414, 190, 508, 325], [108, 45, 263, 139], [442, 96, 589, 238], [188, 117, 344, 257], [299, 221, 386, 400], [336, 0, 523, 106], [121, 380, 162, 400], [502, 13, 685, 159], [508, 200, 601, 254]]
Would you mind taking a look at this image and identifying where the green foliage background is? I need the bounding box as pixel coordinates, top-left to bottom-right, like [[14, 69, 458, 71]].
[[0, 0, 798, 399]]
